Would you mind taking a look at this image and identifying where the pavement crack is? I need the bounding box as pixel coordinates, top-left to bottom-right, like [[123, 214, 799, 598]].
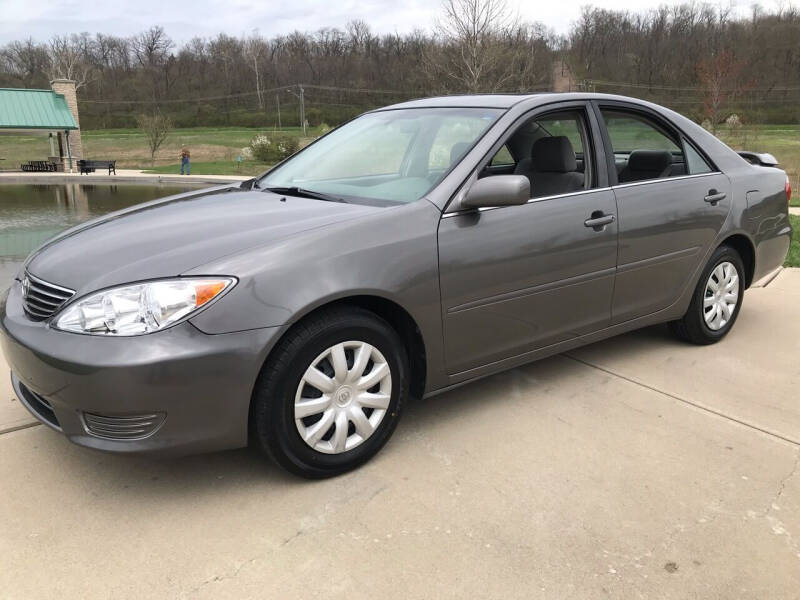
[[281, 529, 304, 546], [183, 556, 258, 598], [366, 484, 388, 503], [562, 353, 800, 448], [768, 448, 800, 514]]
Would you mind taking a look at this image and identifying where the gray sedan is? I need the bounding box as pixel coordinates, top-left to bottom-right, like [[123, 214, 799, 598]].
[[0, 93, 792, 477]]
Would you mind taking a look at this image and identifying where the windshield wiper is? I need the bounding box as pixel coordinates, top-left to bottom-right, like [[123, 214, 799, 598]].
[[262, 186, 345, 203]]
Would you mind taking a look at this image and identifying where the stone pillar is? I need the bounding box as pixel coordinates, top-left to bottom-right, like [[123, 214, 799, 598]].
[[50, 79, 83, 161]]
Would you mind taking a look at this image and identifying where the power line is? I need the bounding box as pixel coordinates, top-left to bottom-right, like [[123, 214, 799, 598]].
[[77, 83, 419, 105]]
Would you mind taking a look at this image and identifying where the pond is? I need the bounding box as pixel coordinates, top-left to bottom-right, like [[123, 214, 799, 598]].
[[0, 183, 210, 284]]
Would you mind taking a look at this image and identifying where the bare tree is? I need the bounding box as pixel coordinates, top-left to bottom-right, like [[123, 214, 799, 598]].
[[429, 0, 521, 92], [0, 38, 49, 86], [244, 33, 267, 109], [47, 33, 94, 88], [131, 26, 175, 101], [137, 112, 173, 165]]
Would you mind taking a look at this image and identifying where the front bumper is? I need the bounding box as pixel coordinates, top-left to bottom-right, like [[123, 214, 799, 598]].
[[0, 279, 278, 456]]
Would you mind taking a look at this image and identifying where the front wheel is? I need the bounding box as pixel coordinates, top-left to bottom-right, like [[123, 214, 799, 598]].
[[669, 245, 745, 345], [252, 307, 408, 478]]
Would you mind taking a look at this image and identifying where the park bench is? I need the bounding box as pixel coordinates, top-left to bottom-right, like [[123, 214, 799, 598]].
[[78, 159, 117, 175], [20, 160, 57, 172]]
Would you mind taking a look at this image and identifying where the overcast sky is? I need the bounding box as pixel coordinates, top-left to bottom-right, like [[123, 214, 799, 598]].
[[0, 0, 788, 45]]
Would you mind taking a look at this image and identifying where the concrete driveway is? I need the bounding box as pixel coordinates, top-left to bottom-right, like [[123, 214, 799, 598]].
[[1, 270, 798, 599]]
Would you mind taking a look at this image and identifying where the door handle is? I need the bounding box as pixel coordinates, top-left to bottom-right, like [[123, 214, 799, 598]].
[[704, 190, 726, 205], [584, 212, 616, 230]]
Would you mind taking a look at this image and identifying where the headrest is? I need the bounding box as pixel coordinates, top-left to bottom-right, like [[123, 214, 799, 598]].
[[450, 142, 470, 165], [531, 136, 577, 173], [627, 150, 672, 173]]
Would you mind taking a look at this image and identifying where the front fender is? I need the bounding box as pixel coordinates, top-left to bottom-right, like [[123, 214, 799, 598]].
[[187, 199, 448, 392]]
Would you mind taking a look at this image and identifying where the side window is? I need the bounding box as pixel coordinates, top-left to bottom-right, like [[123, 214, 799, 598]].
[[536, 116, 584, 155], [490, 145, 514, 167], [684, 140, 713, 174], [486, 109, 594, 199], [601, 110, 684, 183], [428, 117, 488, 171]]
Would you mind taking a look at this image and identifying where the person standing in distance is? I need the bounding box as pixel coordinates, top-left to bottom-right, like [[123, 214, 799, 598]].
[[180, 147, 191, 175]]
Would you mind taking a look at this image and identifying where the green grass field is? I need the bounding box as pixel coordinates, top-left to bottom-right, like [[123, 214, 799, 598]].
[[716, 125, 800, 207]]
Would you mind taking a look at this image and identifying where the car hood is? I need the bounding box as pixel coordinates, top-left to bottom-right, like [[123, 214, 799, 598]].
[[25, 187, 381, 294]]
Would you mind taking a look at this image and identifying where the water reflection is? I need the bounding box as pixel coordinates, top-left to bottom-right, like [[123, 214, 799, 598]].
[[0, 182, 208, 283]]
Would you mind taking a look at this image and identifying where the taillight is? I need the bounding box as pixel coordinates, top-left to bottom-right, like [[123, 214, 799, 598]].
[[787, 175, 792, 206]]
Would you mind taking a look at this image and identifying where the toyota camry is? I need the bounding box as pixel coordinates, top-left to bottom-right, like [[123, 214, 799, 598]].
[[0, 93, 792, 477]]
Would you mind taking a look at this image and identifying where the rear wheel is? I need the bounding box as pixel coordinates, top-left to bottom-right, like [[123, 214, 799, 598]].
[[669, 245, 745, 345], [252, 307, 408, 478]]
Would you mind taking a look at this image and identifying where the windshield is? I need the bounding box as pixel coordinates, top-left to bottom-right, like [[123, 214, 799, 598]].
[[258, 107, 503, 204]]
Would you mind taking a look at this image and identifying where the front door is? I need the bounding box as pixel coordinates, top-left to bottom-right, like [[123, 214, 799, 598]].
[[438, 105, 618, 376]]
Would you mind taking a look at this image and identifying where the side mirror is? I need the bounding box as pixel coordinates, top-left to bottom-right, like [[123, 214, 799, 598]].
[[461, 175, 530, 209]]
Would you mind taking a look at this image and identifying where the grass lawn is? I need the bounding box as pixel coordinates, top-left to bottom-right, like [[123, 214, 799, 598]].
[[786, 214, 800, 268], [142, 160, 270, 176], [717, 125, 800, 207], [0, 126, 320, 171]]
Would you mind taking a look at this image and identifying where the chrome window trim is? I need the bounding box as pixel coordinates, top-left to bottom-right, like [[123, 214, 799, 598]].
[[442, 171, 724, 218], [442, 186, 612, 217], [610, 171, 723, 190]]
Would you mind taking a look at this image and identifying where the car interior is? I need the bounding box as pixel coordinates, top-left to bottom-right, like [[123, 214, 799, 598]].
[[474, 107, 712, 199], [479, 111, 593, 198]]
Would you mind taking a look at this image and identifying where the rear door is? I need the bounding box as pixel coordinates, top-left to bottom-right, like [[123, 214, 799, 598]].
[[595, 102, 731, 323], [438, 101, 618, 376]]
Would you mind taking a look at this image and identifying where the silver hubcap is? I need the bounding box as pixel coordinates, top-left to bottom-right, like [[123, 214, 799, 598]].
[[704, 261, 739, 331], [294, 341, 392, 454]]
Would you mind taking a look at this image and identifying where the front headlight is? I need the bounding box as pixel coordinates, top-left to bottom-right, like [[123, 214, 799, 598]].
[[53, 277, 236, 336]]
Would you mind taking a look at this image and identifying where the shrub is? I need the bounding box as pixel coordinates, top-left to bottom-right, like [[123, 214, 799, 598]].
[[272, 134, 299, 159], [249, 134, 272, 162], [249, 133, 300, 163]]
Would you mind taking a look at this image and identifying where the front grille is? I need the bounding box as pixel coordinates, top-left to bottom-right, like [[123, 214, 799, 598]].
[[22, 272, 75, 321], [17, 381, 61, 429], [82, 412, 166, 440]]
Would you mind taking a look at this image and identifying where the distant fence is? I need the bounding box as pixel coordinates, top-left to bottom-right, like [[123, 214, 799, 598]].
[[78, 84, 426, 130], [578, 80, 800, 124], [75, 80, 800, 130]]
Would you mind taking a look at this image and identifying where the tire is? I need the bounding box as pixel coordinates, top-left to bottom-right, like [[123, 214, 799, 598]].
[[252, 306, 408, 478], [669, 245, 745, 345]]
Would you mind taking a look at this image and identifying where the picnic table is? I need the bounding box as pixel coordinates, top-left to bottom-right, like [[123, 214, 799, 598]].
[[20, 161, 57, 172]]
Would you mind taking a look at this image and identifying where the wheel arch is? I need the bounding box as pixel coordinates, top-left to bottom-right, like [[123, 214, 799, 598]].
[[719, 233, 756, 288], [255, 293, 428, 404]]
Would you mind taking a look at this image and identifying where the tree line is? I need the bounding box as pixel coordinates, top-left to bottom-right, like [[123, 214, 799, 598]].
[[2, 0, 800, 129]]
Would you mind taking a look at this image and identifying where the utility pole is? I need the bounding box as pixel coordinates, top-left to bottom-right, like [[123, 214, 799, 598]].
[[286, 85, 307, 135], [276, 93, 281, 129], [299, 85, 306, 135]]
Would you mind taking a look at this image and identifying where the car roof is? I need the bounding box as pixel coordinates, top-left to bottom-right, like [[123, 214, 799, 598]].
[[378, 93, 659, 111]]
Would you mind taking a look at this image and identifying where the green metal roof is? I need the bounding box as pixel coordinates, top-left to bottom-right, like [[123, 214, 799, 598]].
[[0, 88, 78, 130]]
